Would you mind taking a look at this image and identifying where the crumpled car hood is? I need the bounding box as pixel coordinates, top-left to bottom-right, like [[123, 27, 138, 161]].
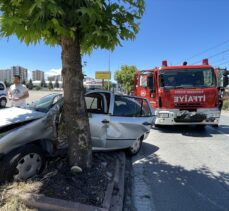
[[0, 107, 46, 128]]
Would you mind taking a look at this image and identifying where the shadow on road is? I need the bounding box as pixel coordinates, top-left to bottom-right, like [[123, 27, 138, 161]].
[[153, 125, 229, 138], [141, 142, 159, 157], [215, 125, 229, 135], [139, 153, 229, 211]]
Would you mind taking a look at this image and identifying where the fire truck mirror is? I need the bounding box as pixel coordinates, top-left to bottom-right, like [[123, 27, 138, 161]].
[[147, 76, 155, 91], [223, 76, 228, 87]]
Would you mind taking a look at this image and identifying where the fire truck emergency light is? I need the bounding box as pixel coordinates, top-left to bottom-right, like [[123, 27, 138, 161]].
[[162, 60, 168, 67], [202, 58, 209, 65]]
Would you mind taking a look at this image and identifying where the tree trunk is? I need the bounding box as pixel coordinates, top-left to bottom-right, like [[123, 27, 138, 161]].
[[61, 33, 92, 169]]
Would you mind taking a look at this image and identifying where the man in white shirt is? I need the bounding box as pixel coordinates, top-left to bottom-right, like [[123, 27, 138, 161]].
[[8, 75, 29, 108]]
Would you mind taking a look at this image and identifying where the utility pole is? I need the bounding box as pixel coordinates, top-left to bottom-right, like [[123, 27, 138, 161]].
[[108, 51, 111, 91]]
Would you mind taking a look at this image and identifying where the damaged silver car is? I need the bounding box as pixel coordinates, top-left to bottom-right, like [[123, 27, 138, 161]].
[[0, 90, 154, 182]]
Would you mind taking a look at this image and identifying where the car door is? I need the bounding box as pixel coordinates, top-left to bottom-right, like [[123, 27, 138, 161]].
[[85, 92, 110, 148], [105, 95, 153, 149]]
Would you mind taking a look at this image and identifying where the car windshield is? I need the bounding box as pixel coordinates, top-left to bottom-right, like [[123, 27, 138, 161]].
[[160, 68, 216, 89], [27, 94, 62, 113]]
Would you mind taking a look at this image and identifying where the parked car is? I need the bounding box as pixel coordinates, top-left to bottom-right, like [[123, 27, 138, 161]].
[[0, 81, 7, 108], [0, 90, 154, 182]]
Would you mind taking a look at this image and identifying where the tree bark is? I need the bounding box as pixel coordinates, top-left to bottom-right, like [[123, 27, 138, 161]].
[[61, 33, 92, 169]]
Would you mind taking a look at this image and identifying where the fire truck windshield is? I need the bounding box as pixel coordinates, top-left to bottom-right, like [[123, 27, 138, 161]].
[[160, 68, 216, 89]]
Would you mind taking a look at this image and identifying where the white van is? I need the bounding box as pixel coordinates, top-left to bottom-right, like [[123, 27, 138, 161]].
[[0, 81, 7, 108]]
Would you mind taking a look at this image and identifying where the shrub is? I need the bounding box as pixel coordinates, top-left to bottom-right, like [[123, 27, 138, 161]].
[[36, 86, 41, 91], [223, 99, 229, 111]]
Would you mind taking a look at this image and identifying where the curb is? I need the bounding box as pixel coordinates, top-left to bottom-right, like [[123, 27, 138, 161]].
[[19, 193, 106, 211], [16, 152, 126, 211], [110, 152, 126, 211]]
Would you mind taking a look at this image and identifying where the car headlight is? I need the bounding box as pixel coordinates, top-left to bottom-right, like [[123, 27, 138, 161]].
[[158, 113, 169, 118]]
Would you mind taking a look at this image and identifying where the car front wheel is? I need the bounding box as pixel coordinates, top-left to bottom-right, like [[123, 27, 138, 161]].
[[0, 145, 45, 183], [126, 136, 143, 156]]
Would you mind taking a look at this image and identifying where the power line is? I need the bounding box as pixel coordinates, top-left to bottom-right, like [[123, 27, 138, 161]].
[[210, 54, 229, 64], [192, 48, 229, 64], [186, 39, 229, 62], [214, 59, 229, 67]]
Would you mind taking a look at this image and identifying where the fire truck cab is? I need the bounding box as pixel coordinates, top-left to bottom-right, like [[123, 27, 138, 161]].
[[134, 59, 228, 126]]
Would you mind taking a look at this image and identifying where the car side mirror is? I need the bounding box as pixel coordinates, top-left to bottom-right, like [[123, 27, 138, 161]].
[[223, 76, 228, 87], [218, 87, 225, 92]]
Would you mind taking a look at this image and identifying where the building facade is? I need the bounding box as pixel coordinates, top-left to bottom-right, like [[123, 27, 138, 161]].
[[0, 69, 11, 82], [83, 77, 103, 89], [11, 66, 28, 82], [32, 70, 45, 81], [47, 74, 62, 81]]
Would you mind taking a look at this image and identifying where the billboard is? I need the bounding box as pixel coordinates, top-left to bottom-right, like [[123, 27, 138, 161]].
[[95, 71, 111, 80]]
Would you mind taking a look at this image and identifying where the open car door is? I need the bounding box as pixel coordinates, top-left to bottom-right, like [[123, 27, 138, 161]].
[[85, 92, 110, 148]]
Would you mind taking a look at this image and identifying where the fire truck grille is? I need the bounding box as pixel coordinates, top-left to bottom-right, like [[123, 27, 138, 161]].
[[174, 113, 206, 123]]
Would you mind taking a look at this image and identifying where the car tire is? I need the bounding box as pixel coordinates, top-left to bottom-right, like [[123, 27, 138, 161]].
[[0, 98, 7, 108], [0, 145, 46, 183], [126, 136, 143, 156]]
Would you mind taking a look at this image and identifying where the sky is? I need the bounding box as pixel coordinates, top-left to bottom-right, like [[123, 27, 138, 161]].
[[1, 0, 229, 80]]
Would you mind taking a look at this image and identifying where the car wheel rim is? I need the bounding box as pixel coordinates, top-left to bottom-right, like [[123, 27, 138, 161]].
[[14, 153, 42, 180], [130, 138, 141, 154], [0, 100, 6, 107]]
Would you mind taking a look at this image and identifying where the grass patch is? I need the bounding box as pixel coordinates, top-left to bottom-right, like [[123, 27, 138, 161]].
[[223, 99, 229, 111], [0, 181, 41, 211]]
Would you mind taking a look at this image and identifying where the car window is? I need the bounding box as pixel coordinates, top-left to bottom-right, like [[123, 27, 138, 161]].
[[85, 93, 105, 114], [0, 83, 5, 91], [113, 96, 151, 117], [142, 99, 152, 117]]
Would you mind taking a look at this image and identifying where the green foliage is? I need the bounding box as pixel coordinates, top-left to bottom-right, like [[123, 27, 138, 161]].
[[223, 99, 229, 111], [0, 0, 145, 52], [35, 86, 41, 91], [48, 80, 53, 90], [27, 79, 33, 90], [115, 65, 138, 94], [103, 81, 112, 90], [4, 80, 10, 88], [54, 78, 59, 88], [40, 78, 47, 87]]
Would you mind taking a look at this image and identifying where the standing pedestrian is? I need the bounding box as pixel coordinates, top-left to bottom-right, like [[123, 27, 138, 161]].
[[8, 75, 29, 108]]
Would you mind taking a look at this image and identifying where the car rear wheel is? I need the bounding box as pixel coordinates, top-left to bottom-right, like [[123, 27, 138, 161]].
[[0, 98, 7, 108], [0, 145, 45, 183], [126, 136, 143, 156]]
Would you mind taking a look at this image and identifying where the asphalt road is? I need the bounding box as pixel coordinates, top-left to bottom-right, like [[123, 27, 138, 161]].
[[131, 112, 229, 211]]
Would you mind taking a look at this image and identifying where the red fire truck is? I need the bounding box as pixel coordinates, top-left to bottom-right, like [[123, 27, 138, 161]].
[[133, 59, 228, 126]]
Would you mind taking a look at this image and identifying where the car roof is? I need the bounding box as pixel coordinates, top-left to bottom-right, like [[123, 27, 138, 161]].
[[86, 89, 112, 95]]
